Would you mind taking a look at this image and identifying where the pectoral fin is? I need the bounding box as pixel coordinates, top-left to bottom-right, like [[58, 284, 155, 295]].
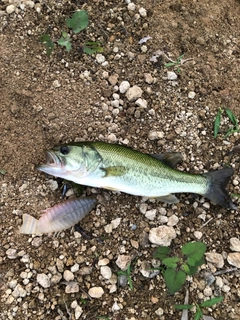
[[150, 152, 183, 168], [101, 166, 127, 177], [155, 194, 179, 204]]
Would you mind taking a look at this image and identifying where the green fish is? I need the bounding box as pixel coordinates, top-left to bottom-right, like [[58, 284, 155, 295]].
[[36, 141, 236, 209]]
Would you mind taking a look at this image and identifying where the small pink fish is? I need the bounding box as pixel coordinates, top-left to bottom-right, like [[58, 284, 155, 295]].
[[20, 197, 96, 235]]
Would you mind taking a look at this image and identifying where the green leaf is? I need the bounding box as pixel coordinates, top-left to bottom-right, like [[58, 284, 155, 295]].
[[200, 296, 224, 308], [162, 257, 180, 269], [225, 109, 238, 126], [214, 108, 222, 138], [194, 309, 203, 320], [58, 32, 72, 52], [231, 193, 240, 199], [66, 10, 89, 33], [40, 34, 54, 56], [187, 266, 198, 276], [164, 62, 176, 68], [164, 268, 186, 294], [174, 304, 194, 310], [182, 263, 190, 274], [0, 168, 6, 175], [182, 242, 206, 267], [83, 41, 103, 54], [153, 246, 171, 261], [177, 54, 184, 62]]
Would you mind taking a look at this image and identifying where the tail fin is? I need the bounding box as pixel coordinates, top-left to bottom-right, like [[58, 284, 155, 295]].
[[20, 214, 39, 234], [203, 167, 237, 210]]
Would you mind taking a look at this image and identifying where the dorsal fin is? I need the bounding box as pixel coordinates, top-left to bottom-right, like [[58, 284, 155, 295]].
[[150, 152, 183, 168]]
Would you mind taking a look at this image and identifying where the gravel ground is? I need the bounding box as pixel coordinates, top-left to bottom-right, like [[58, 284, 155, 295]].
[[1, 0, 240, 319]]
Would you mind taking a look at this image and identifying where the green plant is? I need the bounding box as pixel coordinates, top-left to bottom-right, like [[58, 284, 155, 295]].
[[175, 296, 224, 320], [0, 168, 6, 175], [164, 54, 185, 73], [41, 10, 103, 56], [117, 263, 134, 290], [214, 108, 240, 138], [153, 242, 206, 294]]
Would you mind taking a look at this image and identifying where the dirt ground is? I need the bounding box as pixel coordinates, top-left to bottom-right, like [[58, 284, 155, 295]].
[[1, 0, 240, 319]]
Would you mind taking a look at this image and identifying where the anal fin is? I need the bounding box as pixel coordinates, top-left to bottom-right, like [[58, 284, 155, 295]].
[[154, 194, 179, 204]]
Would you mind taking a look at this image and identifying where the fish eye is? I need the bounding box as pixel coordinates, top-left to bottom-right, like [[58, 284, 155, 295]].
[[60, 146, 70, 155]]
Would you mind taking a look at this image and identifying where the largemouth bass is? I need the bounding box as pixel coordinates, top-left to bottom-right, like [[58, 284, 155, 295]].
[[36, 141, 236, 209]]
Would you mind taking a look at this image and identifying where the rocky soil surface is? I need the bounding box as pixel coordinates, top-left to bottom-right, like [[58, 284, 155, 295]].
[[1, 0, 240, 319]]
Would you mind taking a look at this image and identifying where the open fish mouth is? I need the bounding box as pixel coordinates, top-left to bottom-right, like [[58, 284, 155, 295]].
[[45, 151, 61, 166]]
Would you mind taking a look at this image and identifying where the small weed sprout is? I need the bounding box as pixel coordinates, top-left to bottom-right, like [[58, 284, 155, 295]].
[[175, 296, 224, 320], [0, 168, 6, 175], [41, 10, 103, 56], [117, 263, 134, 290], [214, 107, 240, 138], [153, 242, 206, 294]]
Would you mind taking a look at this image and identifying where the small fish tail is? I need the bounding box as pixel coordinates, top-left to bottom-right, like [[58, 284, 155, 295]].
[[203, 167, 236, 210], [20, 214, 39, 234]]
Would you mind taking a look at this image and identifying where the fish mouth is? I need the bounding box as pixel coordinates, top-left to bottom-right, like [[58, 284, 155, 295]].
[[45, 151, 60, 166], [35, 150, 62, 172]]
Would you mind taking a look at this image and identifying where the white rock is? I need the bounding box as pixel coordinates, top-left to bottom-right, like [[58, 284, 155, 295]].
[[145, 209, 157, 220], [144, 73, 154, 84], [111, 100, 120, 109], [37, 274, 50, 288], [12, 284, 27, 298], [155, 307, 164, 316], [6, 5, 16, 14], [63, 270, 74, 281], [139, 7, 147, 17], [104, 223, 113, 233], [194, 231, 203, 239], [71, 264, 80, 273], [6, 249, 17, 259], [96, 54, 106, 64], [52, 80, 61, 88], [139, 203, 148, 214], [205, 252, 224, 268], [88, 286, 104, 298], [100, 266, 112, 280], [230, 237, 240, 252], [75, 305, 83, 319], [148, 131, 164, 140], [98, 258, 110, 266], [141, 45, 148, 53], [126, 85, 143, 102], [47, 179, 58, 191], [65, 281, 79, 293], [119, 81, 130, 94], [111, 217, 121, 229], [227, 252, 240, 268], [127, 3, 136, 11], [203, 286, 212, 297], [167, 214, 179, 226], [135, 98, 148, 108], [116, 255, 131, 270], [188, 91, 196, 99], [112, 301, 121, 311], [149, 226, 176, 246], [108, 133, 117, 143], [167, 71, 178, 80]]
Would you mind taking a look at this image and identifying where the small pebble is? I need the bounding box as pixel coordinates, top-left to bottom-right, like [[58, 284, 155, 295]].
[[63, 270, 74, 281], [100, 266, 112, 280], [127, 3, 136, 11], [119, 81, 130, 94], [6, 5, 16, 14], [126, 85, 143, 102], [139, 7, 147, 17], [167, 71, 177, 80], [88, 286, 104, 298], [96, 54, 106, 64], [227, 252, 240, 268], [149, 226, 176, 246], [37, 273, 50, 288], [188, 91, 196, 99], [230, 237, 240, 252]]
